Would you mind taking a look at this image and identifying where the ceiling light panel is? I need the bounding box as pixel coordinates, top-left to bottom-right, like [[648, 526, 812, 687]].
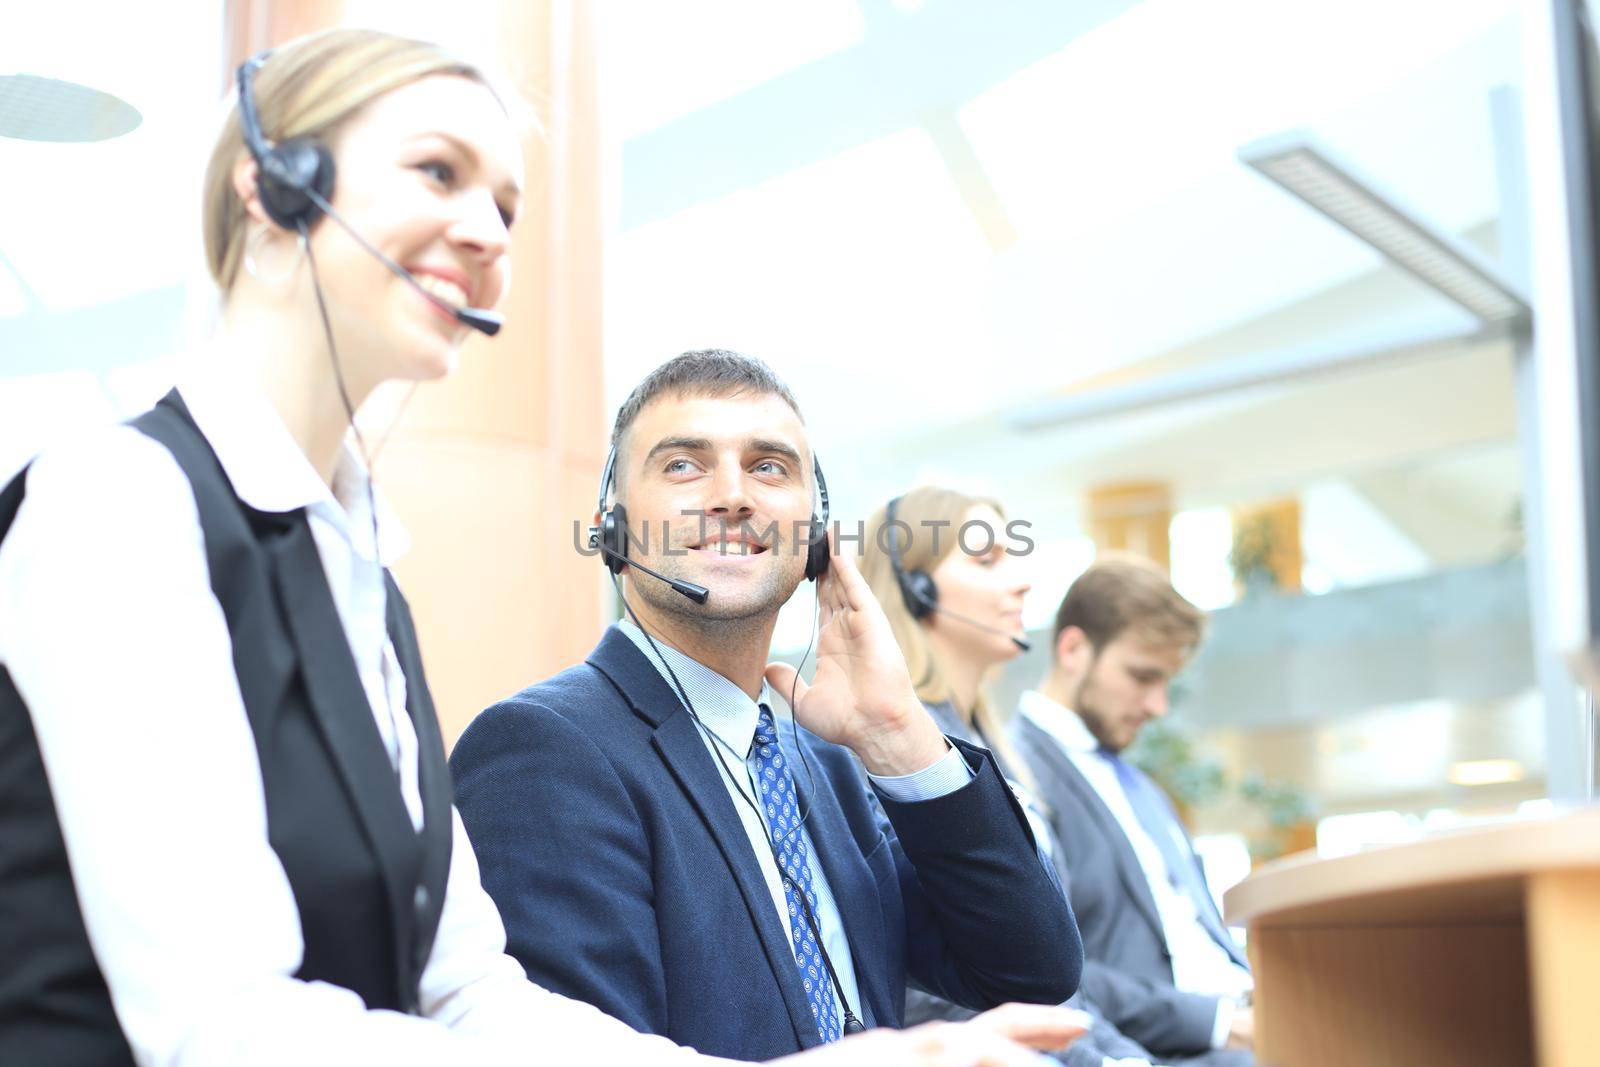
[[1242, 138, 1529, 324]]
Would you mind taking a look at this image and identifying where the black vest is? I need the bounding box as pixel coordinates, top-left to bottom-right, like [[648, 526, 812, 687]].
[[0, 392, 454, 1064]]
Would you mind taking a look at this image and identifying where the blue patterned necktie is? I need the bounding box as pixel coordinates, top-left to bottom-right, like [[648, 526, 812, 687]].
[[1097, 747, 1249, 969], [750, 704, 842, 1043]]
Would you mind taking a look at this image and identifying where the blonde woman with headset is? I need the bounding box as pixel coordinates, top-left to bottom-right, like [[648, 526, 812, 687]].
[[858, 487, 1039, 788], [0, 29, 1072, 1067]]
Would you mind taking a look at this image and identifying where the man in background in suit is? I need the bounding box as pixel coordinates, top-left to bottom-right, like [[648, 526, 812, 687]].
[[452, 350, 1084, 1062], [1009, 557, 1254, 1067]]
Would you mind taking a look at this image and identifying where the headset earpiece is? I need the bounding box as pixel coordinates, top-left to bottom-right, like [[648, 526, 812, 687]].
[[805, 457, 831, 582], [236, 53, 335, 233], [887, 495, 938, 620], [804, 517, 829, 581], [590, 445, 629, 575], [255, 137, 335, 231], [598, 503, 629, 576], [899, 567, 938, 620]]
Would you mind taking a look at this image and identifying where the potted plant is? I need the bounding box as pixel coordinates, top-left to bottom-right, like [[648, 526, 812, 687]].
[[1127, 716, 1226, 831], [1228, 511, 1282, 597], [1238, 771, 1317, 862]]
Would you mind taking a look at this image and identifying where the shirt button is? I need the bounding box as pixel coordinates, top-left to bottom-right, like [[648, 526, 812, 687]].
[[414, 885, 430, 916]]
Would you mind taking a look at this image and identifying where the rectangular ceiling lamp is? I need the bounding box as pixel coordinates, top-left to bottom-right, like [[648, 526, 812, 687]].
[[1240, 133, 1530, 326]]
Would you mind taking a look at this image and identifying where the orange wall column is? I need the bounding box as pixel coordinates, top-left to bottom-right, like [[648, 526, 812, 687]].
[[381, 1, 608, 747], [223, 1, 343, 78], [1085, 482, 1173, 569]]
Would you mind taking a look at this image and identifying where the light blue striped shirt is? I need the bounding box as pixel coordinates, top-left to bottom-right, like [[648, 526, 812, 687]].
[[617, 620, 973, 1026]]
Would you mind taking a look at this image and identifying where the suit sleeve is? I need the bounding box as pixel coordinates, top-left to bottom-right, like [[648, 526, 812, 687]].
[[1076, 957, 1219, 1056], [450, 698, 668, 1037], [871, 738, 1083, 1010]]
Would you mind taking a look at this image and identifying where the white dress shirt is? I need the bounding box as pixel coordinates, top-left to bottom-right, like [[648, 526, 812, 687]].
[[618, 619, 973, 1027], [0, 359, 734, 1067], [1018, 690, 1251, 1051]]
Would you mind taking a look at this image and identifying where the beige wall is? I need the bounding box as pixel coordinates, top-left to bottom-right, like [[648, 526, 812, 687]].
[[226, 0, 608, 746]]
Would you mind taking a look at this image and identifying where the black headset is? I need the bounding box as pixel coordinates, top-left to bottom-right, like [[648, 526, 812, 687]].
[[886, 495, 938, 619], [234, 52, 503, 336], [235, 53, 336, 233], [589, 442, 832, 593]]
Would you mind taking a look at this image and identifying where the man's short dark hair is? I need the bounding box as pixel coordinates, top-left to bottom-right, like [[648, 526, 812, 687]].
[[610, 349, 804, 450], [1053, 554, 1205, 655]]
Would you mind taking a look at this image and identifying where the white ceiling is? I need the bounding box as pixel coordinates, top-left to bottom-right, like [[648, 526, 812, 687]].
[[599, 0, 1525, 528], [598, 0, 868, 142], [0, 1, 1529, 580]]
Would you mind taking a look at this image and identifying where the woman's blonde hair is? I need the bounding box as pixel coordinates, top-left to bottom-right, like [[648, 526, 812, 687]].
[[202, 27, 501, 293], [859, 485, 1038, 795]]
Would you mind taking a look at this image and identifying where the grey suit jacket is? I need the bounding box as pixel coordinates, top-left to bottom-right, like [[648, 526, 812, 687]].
[[1008, 710, 1232, 1059]]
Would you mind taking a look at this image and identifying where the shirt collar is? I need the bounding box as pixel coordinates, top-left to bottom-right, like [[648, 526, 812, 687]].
[[616, 619, 775, 758], [173, 357, 409, 565], [1019, 689, 1100, 754]]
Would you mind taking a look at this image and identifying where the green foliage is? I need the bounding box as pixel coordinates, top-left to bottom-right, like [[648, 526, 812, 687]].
[[1228, 511, 1283, 590], [1126, 718, 1227, 809], [1128, 715, 1317, 859], [1238, 770, 1317, 828]]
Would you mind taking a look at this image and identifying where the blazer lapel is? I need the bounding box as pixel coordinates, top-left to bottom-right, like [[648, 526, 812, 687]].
[[588, 630, 821, 1050], [1017, 715, 1165, 943], [264, 517, 415, 966], [385, 575, 452, 972]]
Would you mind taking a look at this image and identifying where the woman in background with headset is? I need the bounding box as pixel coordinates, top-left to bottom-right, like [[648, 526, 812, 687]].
[[0, 28, 1065, 1067], [859, 487, 1197, 1067], [858, 487, 1038, 779]]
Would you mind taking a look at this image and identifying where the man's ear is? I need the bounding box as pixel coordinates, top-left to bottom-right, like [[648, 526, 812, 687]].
[[1055, 626, 1091, 673]]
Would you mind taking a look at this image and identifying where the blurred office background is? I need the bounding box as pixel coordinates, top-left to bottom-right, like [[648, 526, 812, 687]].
[[1, 1, 1576, 899]]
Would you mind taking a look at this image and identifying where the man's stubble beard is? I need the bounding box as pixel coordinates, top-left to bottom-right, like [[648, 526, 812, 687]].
[[1071, 657, 1119, 753], [631, 547, 805, 632]]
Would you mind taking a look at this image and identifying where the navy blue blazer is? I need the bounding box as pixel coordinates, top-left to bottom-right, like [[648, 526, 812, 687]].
[[451, 627, 1081, 1061]]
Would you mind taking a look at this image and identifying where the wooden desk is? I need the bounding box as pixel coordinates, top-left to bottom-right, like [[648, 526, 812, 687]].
[[1223, 807, 1600, 1066]]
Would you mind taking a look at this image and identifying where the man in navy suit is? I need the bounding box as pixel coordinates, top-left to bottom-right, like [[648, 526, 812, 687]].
[[452, 350, 1083, 1062], [1008, 557, 1254, 1066]]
